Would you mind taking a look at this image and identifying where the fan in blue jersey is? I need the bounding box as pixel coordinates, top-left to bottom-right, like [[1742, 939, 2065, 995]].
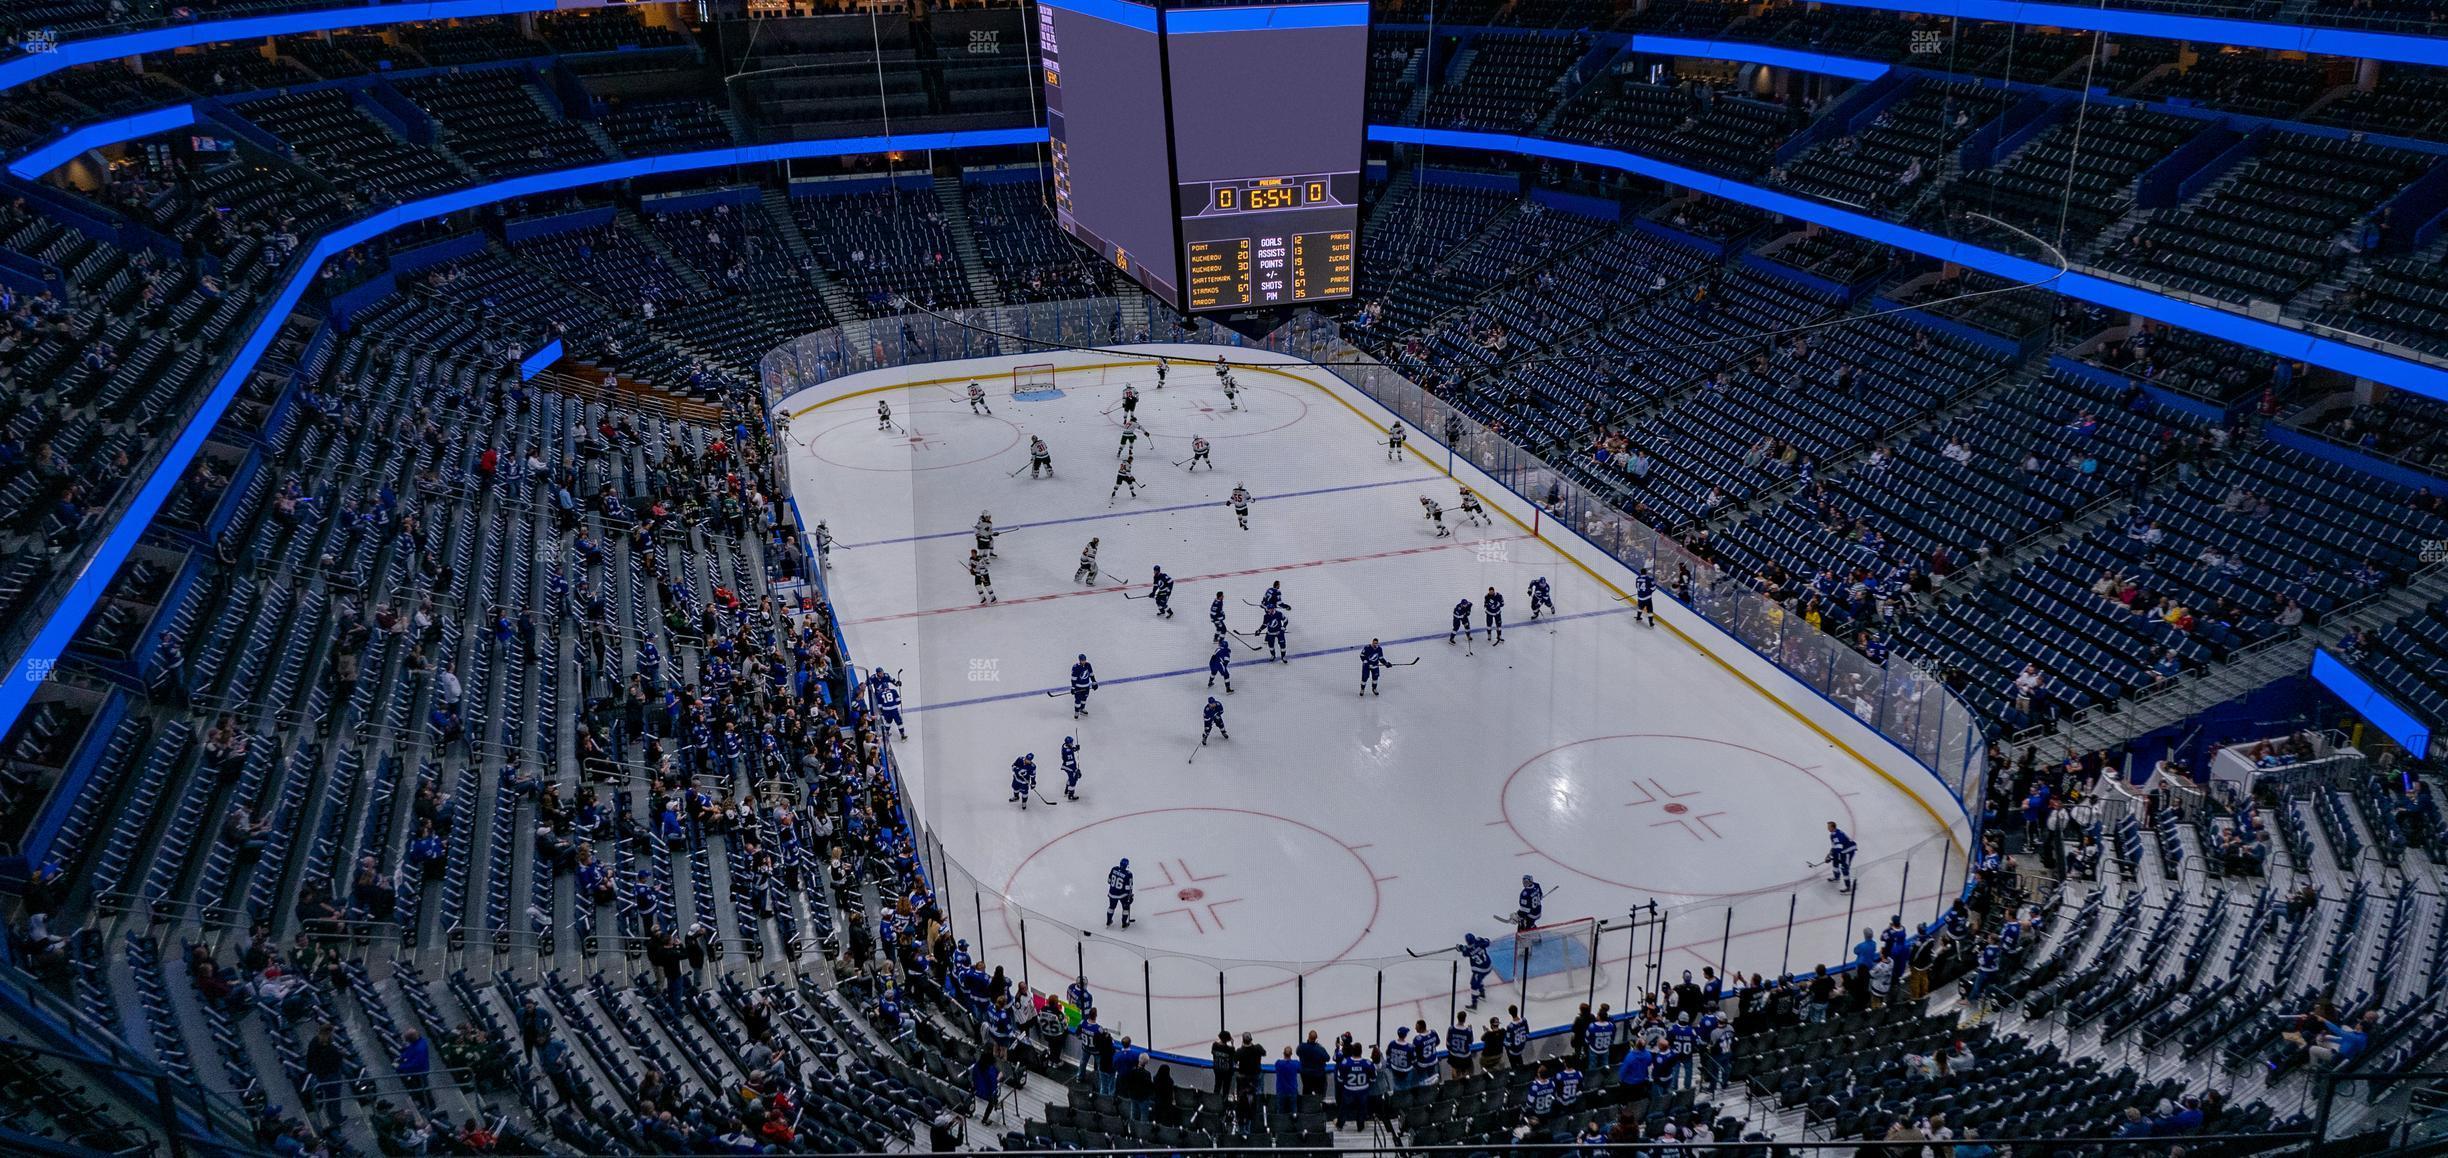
[[1106, 858, 1134, 928], [1825, 821, 1858, 892], [1460, 933, 1494, 1007], [1515, 875, 1545, 929], [1201, 696, 1230, 744], [1449, 597, 1475, 644], [1008, 754, 1038, 809], [1069, 654, 1099, 718], [1149, 566, 1175, 618], [1482, 587, 1506, 644], [1207, 635, 1234, 693], [1527, 576, 1555, 621], [1060, 735, 1084, 801], [1259, 606, 1289, 662], [1632, 568, 1657, 627], [1359, 638, 1387, 696]]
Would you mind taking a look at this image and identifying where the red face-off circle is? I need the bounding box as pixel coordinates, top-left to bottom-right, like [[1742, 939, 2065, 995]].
[[1178, 887, 1204, 901]]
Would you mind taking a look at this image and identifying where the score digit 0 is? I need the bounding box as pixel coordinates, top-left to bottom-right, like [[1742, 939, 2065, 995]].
[[1215, 187, 1237, 212], [1307, 181, 1326, 204]]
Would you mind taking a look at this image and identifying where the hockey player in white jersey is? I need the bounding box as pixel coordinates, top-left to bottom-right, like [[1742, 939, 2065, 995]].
[[967, 380, 991, 414], [1187, 435, 1213, 471], [1386, 421, 1407, 462], [967, 550, 997, 604], [1075, 537, 1101, 585], [974, 512, 998, 558], [1229, 484, 1252, 530], [1111, 456, 1141, 500], [1420, 495, 1451, 537], [1458, 486, 1490, 526]]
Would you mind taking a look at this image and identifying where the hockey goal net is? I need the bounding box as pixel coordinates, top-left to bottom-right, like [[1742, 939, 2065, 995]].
[[1010, 363, 1060, 398], [1499, 917, 1607, 1004]]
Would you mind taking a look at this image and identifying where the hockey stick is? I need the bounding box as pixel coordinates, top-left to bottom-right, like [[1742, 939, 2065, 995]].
[[1120, 589, 1151, 600], [1173, 457, 1193, 468], [1033, 789, 1061, 808], [1403, 946, 1452, 959], [1007, 462, 1031, 478], [1042, 689, 1071, 699], [1186, 741, 1200, 765], [1242, 599, 1263, 608], [1389, 657, 1422, 666]]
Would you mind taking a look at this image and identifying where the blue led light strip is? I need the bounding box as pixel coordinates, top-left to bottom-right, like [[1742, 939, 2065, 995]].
[[1368, 124, 2448, 399], [8, 105, 196, 180], [9, 120, 2448, 748], [0, 128, 1046, 739]]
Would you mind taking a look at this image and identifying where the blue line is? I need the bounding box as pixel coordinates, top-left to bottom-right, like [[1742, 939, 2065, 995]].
[[911, 605, 1633, 712], [841, 476, 1432, 549]]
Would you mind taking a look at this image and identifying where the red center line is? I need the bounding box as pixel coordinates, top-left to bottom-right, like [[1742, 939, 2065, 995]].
[[846, 534, 1533, 625]]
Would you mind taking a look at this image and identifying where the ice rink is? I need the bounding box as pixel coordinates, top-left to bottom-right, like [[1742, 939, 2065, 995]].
[[779, 345, 1961, 1054]]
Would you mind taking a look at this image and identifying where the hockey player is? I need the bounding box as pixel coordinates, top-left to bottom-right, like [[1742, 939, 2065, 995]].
[[1825, 822, 1858, 893], [877, 399, 895, 430], [1155, 356, 1169, 389], [1187, 435, 1213, 471], [1220, 373, 1240, 409], [1386, 421, 1407, 462], [1515, 875, 1545, 930], [1527, 576, 1555, 622], [1214, 353, 1229, 381], [1119, 384, 1139, 418], [967, 381, 992, 415], [1449, 596, 1475, 644], [1421, 495, 1451, 537], [974, 512, 998, 558], [1008, 753, 1039, 808], [1458, 486, 1490, 526], [1150, 566, 1176, 618], [1209, 592, 1229, 635], [813, 520, 833, 568], [1460, 933, 1494, 1008], [1106, 858, 1134, 927], [1206, 634, 1235, 693], [1359, 638, 1386, 696], [1260, 581, 1292, 613], [1259, 605, 1289, 662], [1110, 456, 1140, 500], [1229, 484, 1252, 530], [1027, 435, 1053, 479], [1116, 415, 1142, 458], [1484, 587, 1506, 644], [873, 676, 908, 739], [1201, 696, 1230, 743], [967, 550, 997, 604], [1069, 654, 1099, 717], [1060, 735, 1084, 800], [1075, 537, 1101, 585], [1629, 568, 1657, 626]]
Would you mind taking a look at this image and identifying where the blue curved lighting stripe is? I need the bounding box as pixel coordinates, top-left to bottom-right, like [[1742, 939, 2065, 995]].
[[1168, 2, 1371, 33], [0, 126, 1048, 755], [1625, 35, 1890, 81], [2310, 647, 2430, 754], [7, 105, 195, 180], [1370, 124, 2448, 399], [0, 0, 683, 93], [1809, 0, 2448, 68]]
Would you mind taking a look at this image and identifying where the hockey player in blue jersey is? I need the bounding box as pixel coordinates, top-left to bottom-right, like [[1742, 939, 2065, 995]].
[[1207, 635, 1234, 693], [1259, 605, 1289, 662], [1527, 576, 1555, 621], [1201, 696, 1230, 744], [1210, 591, 1229, 635], [1460, 933, 1494, 1007], [1632, 568, 1657, 627], [1260, 581, 1292, 613], [1149, 566, 1175, 618], [1824, 821, 1858, 892], [1483, 587, 1506, 644], [1359, 639, 1386, 696], [1009, 754, 1039, 808], [1069, 654, 1099, 718], [872, 677, 907, 740], [1106, 858, 1134, 928], [1449, 597, 1475, 644], [1060, 735, 1084, 801], [1515, 874, 1545, 929]]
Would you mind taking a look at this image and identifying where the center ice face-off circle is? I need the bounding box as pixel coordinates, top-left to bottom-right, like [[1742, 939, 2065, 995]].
[[1501, 734, 1857, 898]]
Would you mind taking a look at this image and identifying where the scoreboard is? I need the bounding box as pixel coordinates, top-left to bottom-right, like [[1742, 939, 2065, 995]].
[[1041, 0, 1366, 314]]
